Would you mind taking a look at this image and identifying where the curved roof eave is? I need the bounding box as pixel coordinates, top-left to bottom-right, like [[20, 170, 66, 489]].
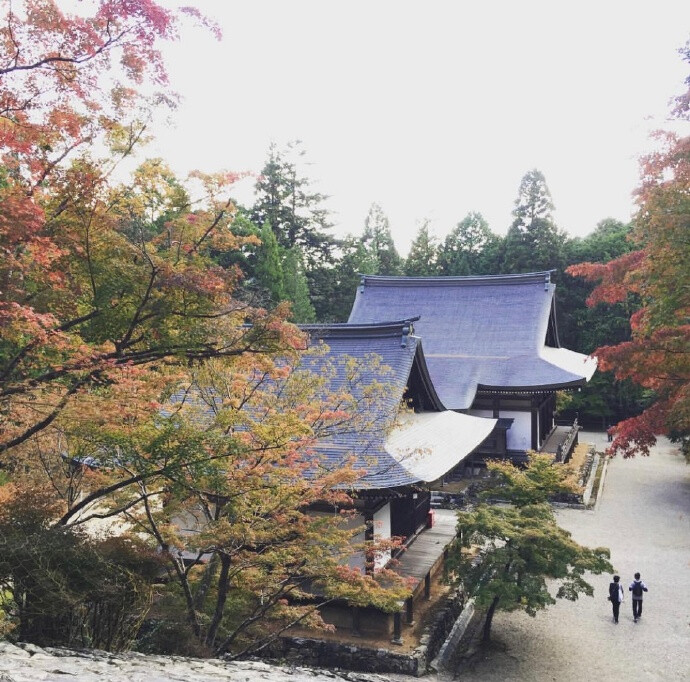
[[385, 411, 497, 483], [410, 338, 446, 411], [476, 378, 588, 394]]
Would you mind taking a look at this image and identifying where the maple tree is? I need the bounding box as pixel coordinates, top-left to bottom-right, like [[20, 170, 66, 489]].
[[127, 352, 410, 657], [4, 340, 411, 654], [450, 454, 612, 642], [0, 2, 411, 654], [0, 2, 296, 456], [567, 44, 690, 458]]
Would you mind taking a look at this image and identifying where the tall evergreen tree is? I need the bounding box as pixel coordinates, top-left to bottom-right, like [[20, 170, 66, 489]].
[[363, 203, 404, 275], [405, 220, 438, 276], [308, 236, 378, 322], [254, 222, 285, 304], [437, 212, 498, 275], [282, 247, 316, 322], [502, 170, 568, 273], [250, 141, 335, 267]]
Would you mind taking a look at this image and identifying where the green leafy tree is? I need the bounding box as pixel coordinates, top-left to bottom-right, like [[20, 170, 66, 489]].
[[449, 454, 612, 642], [0, 486, 161, 650], [405, 219, 438, 276]]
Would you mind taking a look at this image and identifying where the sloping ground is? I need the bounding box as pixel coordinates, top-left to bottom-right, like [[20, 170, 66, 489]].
[[540, 425, 572, 454]]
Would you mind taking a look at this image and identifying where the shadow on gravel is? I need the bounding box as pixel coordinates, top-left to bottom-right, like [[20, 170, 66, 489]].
[[453, 636, 521, 679]]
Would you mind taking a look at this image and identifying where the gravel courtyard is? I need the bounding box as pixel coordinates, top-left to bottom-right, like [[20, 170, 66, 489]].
[[452, 432, 690, 682]]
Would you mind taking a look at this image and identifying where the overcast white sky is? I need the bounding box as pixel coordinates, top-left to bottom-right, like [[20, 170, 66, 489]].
[[151, 1, 690, 254]]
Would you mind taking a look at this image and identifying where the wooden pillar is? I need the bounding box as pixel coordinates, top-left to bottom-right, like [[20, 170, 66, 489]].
[[364, 509, 374, 576], [424, 571, 432, 599], [392, 611, 403, 645], [405, 597, 414, 625], [531, 406, 538, 450], [352, 607, 361, 636]]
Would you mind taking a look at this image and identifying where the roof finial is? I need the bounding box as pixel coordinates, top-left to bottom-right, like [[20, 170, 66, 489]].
[[400, 317, 419, 347], [401, 323, 410, 347]]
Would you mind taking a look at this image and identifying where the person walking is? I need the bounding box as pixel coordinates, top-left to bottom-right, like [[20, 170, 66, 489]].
[[608, 575, 624, 623], [629, 572, 648, 622]]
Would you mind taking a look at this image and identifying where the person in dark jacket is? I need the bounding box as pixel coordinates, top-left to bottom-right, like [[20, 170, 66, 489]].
[[629, 572, 648, 622], [608, 575, 624, 623]]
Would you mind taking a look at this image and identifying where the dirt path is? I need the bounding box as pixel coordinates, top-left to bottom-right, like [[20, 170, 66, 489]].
[[451, 433, 690, 681]]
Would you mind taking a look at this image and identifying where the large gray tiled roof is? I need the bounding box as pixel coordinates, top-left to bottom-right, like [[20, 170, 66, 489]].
[[348, 272, 596, 409], [168, 321, 497, 491]]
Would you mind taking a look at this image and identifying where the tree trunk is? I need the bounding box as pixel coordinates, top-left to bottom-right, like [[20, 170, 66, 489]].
[[194, 553, 220, 611], [205, 553, 231, 648], [483, 595, 500, 642]]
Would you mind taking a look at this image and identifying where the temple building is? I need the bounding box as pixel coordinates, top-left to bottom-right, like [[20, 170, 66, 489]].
[[300, 320, 495, 564], [295, 320, 496, 638]]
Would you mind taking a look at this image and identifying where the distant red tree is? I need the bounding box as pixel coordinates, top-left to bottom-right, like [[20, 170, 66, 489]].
[[567, 43, 690, 458]]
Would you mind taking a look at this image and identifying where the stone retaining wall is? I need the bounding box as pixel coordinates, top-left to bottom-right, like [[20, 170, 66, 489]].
[[264, 590, 465, 677]]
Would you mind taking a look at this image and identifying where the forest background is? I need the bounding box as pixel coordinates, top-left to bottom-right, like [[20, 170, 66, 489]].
[[241, 144, 641, 432]]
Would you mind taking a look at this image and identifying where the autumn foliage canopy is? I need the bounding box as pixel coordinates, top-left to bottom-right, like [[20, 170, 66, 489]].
[[0, 1, 410, 654]]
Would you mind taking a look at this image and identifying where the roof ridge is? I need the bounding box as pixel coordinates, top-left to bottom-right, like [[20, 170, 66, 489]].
[[359, 271, 555, 288], [301, 318, 420, 344]]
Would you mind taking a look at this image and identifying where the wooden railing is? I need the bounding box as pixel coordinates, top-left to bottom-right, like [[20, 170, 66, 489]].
[[555, 418, 579, 463]]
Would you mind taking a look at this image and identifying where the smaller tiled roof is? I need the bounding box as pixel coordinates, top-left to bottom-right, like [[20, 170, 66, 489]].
[[299, 321, 495, 489]]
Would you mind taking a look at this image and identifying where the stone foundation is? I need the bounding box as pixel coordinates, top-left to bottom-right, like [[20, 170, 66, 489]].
[[263, 590, 466, 677]]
